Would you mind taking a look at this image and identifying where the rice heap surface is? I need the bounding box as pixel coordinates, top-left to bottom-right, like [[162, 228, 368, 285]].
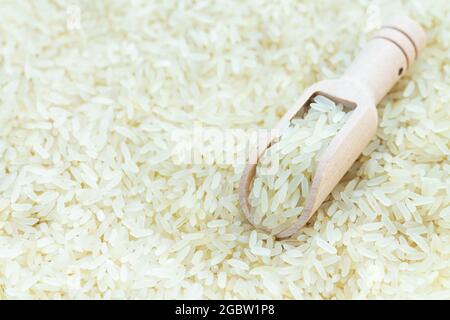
[[250, 95, 353, 233], [0, 0, 449, 299]]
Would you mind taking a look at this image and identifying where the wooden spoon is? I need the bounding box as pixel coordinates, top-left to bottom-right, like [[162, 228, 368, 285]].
[[239, 16, 427, 239]]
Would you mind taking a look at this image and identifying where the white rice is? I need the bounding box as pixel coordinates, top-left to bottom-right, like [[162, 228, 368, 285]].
[[249, 96, 353, 233], [0, 0, 449, 300]]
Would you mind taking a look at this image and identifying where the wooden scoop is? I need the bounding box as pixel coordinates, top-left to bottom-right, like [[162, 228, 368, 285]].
[[239, 16, 427, 239]]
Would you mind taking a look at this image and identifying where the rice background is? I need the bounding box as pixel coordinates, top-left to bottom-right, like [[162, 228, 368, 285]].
[[0, 0, 449, 299]]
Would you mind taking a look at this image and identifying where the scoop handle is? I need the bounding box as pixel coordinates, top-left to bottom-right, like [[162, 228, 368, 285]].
[[343, 16, 426, 104]]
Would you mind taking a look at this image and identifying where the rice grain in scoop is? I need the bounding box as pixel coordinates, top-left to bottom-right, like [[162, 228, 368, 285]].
[[250, 96, 353, 234]]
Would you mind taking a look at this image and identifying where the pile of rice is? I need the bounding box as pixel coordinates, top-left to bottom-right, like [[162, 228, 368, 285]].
[[0, 0, 449, 299], [249, 95, 353, 233]]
